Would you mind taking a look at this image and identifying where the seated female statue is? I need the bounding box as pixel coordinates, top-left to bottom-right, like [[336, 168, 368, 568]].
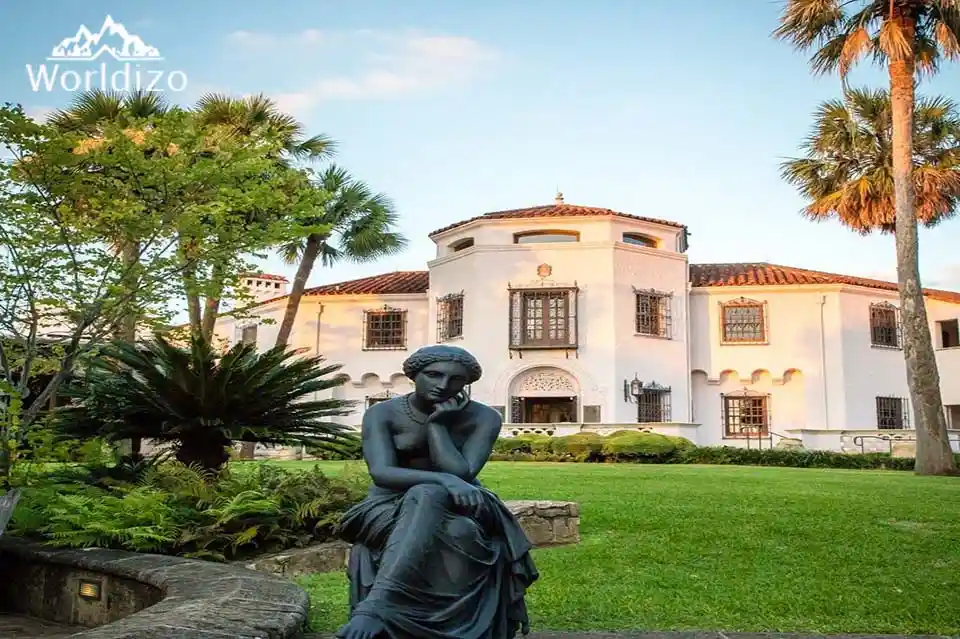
[[335, 344, 539, 639]]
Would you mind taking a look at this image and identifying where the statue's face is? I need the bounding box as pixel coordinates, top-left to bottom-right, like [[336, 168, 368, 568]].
[[414, 361, 469, 403]]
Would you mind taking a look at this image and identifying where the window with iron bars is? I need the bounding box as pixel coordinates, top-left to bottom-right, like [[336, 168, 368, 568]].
[[720, 298, 767, 344], [634, 289, 672, 338], [721, 392, 770, 437], [637, 387, 672, 423], [876, 396, 909, 429], [508, 286, 578, 349], [362, 307, 407, 350], [437, 292, 464, 342], [869, 302, 902, 349]]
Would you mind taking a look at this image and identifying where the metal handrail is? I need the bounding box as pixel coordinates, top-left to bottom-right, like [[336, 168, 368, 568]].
[[852, 432, 960, 454]]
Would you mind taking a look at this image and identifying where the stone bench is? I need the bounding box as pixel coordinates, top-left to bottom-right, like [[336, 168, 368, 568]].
[[244, 499, 580, 578]]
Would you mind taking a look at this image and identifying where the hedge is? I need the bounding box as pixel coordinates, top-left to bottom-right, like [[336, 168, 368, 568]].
[[490, 431, 954, 471]]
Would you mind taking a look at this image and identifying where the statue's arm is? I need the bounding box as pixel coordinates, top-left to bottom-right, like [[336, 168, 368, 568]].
[[362, 405, 459, 491], [430, 405, 501, 483]]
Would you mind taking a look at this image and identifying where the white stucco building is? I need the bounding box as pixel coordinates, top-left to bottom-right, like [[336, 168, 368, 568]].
[[214, 197, 960, 455]]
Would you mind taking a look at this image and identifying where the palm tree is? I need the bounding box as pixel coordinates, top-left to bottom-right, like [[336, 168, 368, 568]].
[[775, 1, 960, 476], [782, 87, 960, 473], [274, 165, 408, 347], [53, 334, 356, 472], [188, 93, 338, 341]]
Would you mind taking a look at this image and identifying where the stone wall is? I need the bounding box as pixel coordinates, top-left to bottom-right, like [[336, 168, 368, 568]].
[[0, 537, 309, 638], [245, 500, 580, 578]]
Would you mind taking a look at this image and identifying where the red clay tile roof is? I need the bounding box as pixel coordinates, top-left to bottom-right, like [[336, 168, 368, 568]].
[[690, 262, 960, 303], [247, 263, 959, 305], [303, 271, 429, 296], [240, 273, 289, 282], [429, 203, 685, 237]]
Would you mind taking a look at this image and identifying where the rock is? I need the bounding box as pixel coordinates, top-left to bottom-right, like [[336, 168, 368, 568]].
[[241, 540, 351, 578], [506, 500, 580, 547]]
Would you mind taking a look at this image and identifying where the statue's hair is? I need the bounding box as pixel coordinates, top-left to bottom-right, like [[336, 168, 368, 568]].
[[402, 345, 482, 383]]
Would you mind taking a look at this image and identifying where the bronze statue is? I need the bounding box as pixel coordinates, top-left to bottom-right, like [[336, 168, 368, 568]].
[[335, 345, 539, 639]]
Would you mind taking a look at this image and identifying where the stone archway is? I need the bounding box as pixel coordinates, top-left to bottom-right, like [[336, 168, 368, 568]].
[[508, 367, 580, 424]]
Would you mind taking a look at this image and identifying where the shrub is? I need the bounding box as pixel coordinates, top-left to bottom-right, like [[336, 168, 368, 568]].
[[10, 461, 367, 561], [488, 435, 953, 471], [550, 433, 604, 461], [601, 431, 679, 462], [52, 335, 357, 471]]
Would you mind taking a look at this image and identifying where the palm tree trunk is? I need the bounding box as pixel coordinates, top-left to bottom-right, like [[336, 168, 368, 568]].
[[888, 16, 956, 476], [275, 234, 322, 347]]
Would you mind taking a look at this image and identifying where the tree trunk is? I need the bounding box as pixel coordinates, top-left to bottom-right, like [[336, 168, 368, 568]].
[[175, 434, 232, 473], [275, 234, 323, 347], [888, 17, 956, 476], [179, 237, 203, 338], [200, 263, 226, 343], [118, 240, 141, 458]]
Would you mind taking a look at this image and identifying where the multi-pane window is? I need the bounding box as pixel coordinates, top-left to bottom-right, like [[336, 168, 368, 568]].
[[722, 392, 770, 437], [720, 298, 766, 344], [635, 289, 672, 338], [870, 302, 902, 348], [876, 396, 909, 430], [362, 307, 407, 350], [637, 385, 672, 423], [437, 293, 464, 342], [508, 287, 578, 349]]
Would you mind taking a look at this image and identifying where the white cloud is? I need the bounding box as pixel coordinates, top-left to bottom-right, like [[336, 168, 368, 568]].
[[224, 28, 498, 115], [24, 105, 56, 122], [927, 264, 960, 291]]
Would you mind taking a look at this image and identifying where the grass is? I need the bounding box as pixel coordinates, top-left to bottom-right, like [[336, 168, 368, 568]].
[[282, 461, 960, 635]]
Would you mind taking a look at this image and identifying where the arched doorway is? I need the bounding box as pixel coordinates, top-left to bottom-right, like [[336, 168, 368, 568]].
[[508, 367, 580, 424]]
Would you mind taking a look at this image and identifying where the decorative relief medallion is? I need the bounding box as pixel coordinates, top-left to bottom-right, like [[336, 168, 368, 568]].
[[536, 263, 552, 279], [517, 369, 577, 393]]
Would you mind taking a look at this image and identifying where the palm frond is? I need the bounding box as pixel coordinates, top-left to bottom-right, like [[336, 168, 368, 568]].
[[781, 86, 960, 234]]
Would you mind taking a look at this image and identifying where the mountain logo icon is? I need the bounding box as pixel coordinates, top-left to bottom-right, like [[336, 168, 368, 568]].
[[48, 16, 163, 62]]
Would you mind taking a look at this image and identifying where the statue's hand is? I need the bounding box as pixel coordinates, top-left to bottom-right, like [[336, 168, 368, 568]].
[[442, 475, 484, 515], [427, 390, 470, 422]]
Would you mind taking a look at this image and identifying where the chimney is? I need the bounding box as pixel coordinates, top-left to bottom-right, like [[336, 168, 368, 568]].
[[240, 273, 289, 302]]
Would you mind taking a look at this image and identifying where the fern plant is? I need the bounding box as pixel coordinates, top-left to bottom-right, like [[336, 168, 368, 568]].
[[53, 334, 357, 471]]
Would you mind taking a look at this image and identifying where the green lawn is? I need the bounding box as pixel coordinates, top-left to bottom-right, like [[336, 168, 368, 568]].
[[284, 461, 960, 635]]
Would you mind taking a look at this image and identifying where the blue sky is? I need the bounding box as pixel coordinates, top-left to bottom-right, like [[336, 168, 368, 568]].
[[3, 0, 960, 292]]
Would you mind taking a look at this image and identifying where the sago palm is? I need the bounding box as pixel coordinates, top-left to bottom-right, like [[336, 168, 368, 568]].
[[53, 334, 356, 472], [274, 165, 407, 347], [781, 87, 960, 232], [775, 0, 960, 475]]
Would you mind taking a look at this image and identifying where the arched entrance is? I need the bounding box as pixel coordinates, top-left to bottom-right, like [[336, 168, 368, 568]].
[[508, 367, 580, 424]]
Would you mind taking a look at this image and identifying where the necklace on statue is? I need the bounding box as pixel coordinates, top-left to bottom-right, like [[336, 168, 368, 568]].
[[403, 395, 430, 424]]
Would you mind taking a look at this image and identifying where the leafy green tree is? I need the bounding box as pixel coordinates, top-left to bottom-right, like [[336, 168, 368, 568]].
[[0, 104, 305, 483], [275, 165, 407, 347], [775, 0, 960, 475], [191, 93, 337, 341], [46, 89, 172, 344], [53, 335, 356, 471]]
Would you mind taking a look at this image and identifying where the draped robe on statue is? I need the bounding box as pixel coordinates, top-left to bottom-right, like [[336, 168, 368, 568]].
[[338, 480, 539, 639]]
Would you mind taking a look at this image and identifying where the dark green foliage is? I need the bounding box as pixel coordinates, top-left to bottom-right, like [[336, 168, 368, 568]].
[[10, 461, 367, 561], [307, 432, 363, 460], [490, 434, 956, 470], [52, 334, 356, 471]]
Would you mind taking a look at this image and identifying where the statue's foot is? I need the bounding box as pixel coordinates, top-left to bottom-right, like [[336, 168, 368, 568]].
[[335, 614, 386, 639]]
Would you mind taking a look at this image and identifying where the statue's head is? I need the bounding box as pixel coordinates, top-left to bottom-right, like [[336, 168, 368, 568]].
[[402, 345, 482, 404]]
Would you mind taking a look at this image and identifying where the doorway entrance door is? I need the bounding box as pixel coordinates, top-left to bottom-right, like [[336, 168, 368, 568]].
[[514, 396, 578, 423]]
